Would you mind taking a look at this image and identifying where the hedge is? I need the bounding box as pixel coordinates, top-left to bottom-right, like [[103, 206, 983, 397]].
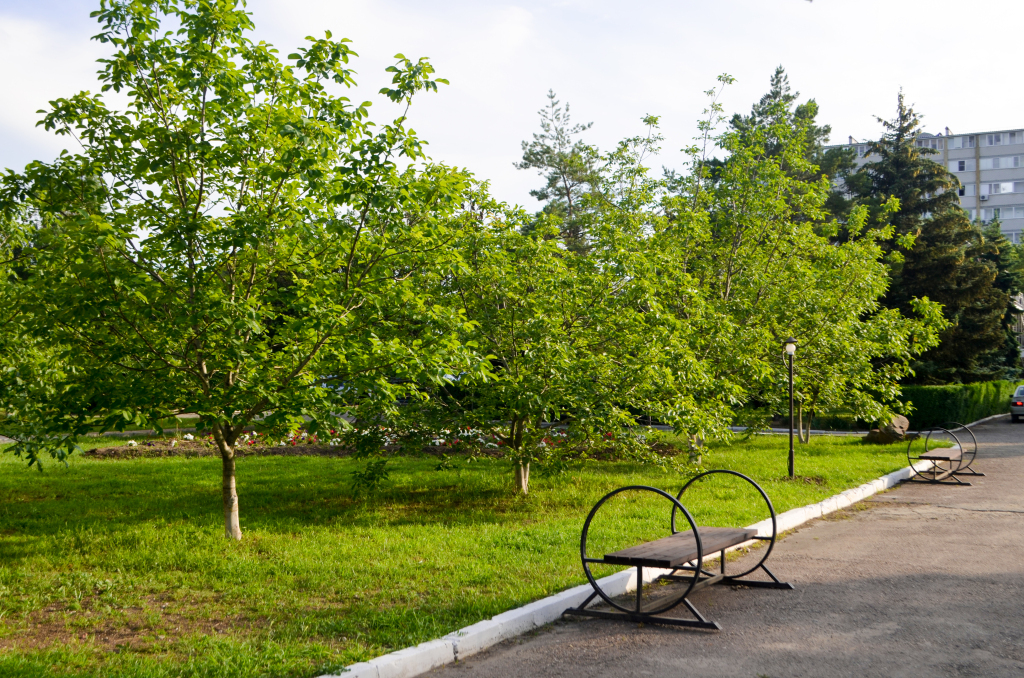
[[899, 380, 1023, 430]]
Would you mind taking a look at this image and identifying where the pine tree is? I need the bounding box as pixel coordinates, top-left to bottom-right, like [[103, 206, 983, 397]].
[[853, 93, 1009, 383], [514, 90, 599, 252]]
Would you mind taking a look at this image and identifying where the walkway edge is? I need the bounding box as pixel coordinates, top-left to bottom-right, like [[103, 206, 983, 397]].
[[963, 412, 1009, 428], [321, 458, 936, 678]]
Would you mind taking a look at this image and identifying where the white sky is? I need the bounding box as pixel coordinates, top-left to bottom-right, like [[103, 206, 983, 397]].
[[1, 0, 1021, 208]]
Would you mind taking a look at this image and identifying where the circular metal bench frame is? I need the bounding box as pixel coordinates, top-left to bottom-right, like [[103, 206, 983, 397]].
[[674, 470, 781, 581], [941, 421, 979, 475], [907, 424, 984, 486], [563, 472, 792, 630]]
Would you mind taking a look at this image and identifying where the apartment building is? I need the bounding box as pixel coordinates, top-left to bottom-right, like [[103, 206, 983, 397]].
[[838, 128, 1024, 244]]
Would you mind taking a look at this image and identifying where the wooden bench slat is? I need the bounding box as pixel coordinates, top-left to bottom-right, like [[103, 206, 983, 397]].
[[603, 527, 757, 568], [918, 448, 962, 461]]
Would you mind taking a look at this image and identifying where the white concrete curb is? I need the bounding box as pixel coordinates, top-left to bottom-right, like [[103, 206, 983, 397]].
[[319, 455, 946, 678], [962, 412, 1009, 428]]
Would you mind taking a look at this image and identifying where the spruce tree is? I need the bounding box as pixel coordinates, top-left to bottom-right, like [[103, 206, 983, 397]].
[[729, 67, 858, 216], [979, 222, 1024, 378], [853, 93, 1009, 383]]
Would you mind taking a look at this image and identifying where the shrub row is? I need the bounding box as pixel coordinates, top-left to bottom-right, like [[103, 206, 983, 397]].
[[900, 380, 1022, 429]]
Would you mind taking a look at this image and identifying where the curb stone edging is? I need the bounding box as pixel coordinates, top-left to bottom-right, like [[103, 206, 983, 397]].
[[961, 412, 1009, 428], [319, 456, 942, 678]]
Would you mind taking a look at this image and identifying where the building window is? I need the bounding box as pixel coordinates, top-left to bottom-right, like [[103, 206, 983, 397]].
[[985, 182, 1016, 194], [959, 183, 976, 197], [951, 136, 976, 149], [952, 159, 976, 172], [987, 133, 1005, 146], [979, 155, 1022, 170], [981, 206, 1024, 222], [915, 137, 944, 149]]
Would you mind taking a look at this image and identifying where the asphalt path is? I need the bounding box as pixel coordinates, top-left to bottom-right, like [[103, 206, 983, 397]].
[[427, 417, 1024, 678]]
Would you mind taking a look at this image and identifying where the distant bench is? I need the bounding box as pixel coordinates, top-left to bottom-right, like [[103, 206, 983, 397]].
[[563, 470, 792, 631], [908, 423, 983, 486]]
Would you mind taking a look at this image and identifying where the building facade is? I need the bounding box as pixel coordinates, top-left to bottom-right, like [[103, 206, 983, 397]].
[[837, 127, 1024, 244]]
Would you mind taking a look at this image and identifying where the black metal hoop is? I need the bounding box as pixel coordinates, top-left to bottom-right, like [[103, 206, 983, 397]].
[[580, 485, 702, 616], [940, 421, 977, 472], [672, 470, 777, 580], [907, 426, 962, 481]]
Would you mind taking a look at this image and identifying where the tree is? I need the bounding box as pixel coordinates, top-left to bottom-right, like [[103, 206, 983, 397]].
[[0, 209, 78, 464], [978, 221, 1024, 379], [514, 90, 600, 252], [851, 93, 1009, 383], [729, 66, 858, 219], [0, 0, 483, 539], [659, 78, 945, 441], [435, 132, 718, 494]]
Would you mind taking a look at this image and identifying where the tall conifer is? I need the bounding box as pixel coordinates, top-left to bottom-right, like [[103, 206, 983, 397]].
[[853, 93, 1008, 383]]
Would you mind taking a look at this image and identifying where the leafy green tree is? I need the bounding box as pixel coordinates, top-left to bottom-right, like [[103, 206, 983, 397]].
[[0, 208, 84, 463], [851, 93, 1009, 383], [660, 80, 945, 442], [0, 0, 483, 539], [729, 66, 858, 219], [434, 162, 715, 495]]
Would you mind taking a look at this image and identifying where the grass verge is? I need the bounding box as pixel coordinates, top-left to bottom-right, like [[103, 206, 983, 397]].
[[0, 433, 912, 677]]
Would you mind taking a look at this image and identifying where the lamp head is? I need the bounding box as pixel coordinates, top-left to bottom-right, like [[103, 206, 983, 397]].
[[783, 337, 798, 356]]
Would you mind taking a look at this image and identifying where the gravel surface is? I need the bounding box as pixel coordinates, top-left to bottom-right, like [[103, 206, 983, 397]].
[[426, 416, 1024, 678]]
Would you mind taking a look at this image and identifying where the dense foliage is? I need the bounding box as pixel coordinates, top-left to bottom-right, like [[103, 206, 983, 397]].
[[0, 0, 484, 537], [845, 94, 1018, 384], [2, 2, 948, 515]]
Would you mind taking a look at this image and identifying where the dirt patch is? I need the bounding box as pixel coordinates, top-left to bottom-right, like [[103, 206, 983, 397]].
[[82, 439, 354, 460], [0, 594, 267, 653], [776, 474, 827, 486], [79, 436, 689, 464]]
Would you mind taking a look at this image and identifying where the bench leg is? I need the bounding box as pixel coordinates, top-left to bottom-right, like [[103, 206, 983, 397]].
[[561, 606, 721, 630], [722, 564, 794, 590], [954, 464, 985, 477], [562, 573, 722, 630], [908, 462, 972, 486]]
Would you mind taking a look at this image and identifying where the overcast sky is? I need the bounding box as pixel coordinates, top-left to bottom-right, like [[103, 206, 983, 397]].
[[1, 0, 1021, 208]]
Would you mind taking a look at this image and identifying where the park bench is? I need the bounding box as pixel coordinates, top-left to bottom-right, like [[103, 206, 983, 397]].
[[563, 470, 792, 631], [907, 423, 983, 486]]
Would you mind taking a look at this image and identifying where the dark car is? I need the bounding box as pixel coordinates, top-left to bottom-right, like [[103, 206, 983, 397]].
[[1011, 385, 1024, 423]]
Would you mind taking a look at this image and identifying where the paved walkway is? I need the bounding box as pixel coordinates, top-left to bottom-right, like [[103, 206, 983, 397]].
[[428, 417, 1024, 678]]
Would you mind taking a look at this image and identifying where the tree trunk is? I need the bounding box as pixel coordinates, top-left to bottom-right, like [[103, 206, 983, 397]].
[[212, 423, 242, 541], [514, 461, 530, 495], [688, 434, 702, 466], [509, 415, 530, 495], [797, 400, 810, 444], [797, 395, 817, 444], [222, 453, 242, 540]]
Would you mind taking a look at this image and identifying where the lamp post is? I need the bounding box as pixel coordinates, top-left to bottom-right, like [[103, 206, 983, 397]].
[[783, 338, 797, 478]]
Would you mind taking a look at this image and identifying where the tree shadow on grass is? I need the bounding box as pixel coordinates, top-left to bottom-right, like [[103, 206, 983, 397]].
[[0, 455, 546, 560]]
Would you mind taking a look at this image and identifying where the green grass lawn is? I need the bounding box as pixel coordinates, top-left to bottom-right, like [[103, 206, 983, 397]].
[[0, 434, 913, 678]]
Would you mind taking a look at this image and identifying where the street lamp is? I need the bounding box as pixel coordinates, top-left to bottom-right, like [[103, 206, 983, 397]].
[[783, 338, 797, 478]]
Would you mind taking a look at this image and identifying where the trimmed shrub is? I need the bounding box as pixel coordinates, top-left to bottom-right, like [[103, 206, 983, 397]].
[[899, 381, 1022, 430]]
